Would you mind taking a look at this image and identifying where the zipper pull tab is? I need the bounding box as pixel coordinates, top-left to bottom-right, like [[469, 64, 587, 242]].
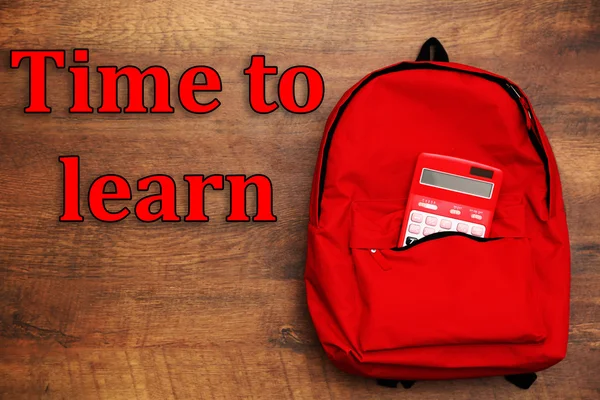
[[369, 249, 391, 271], [507, 82, 521, 99], [519, 97, 534, 130]]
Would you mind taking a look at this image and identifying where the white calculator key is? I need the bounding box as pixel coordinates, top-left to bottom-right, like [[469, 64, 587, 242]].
[[440, 219, 452, 229], [456, 223, 469, 233], [411, 212, 423, 223], [423, 227, 435, 236], [425, 216, 438, 226], [471, 226, 484, 236], [408, 224, 421, 234]]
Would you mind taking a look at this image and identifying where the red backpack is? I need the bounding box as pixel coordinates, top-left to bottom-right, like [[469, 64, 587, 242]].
[[305, 38, 570, 389]]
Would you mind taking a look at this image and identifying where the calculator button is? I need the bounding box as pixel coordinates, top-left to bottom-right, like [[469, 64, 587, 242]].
[[425, 216, 438, 226], [408, 224, 421, 234], [411, 213, 423, 223], [440, 219, 452, 229], [457, 223, 468, 233], [471, 214, 483, 220], [471, 226, 484, 237], [423, 227, 435, 236], [450, 209, 461, 215], [405, 237, 418, 246]]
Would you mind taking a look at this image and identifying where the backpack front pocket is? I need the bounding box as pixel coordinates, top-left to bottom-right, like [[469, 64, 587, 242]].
[[349, 196, 545, 353], [352, 235, 546, 352]]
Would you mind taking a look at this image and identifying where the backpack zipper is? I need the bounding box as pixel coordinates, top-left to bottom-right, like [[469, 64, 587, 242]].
[[316, 63, 551, 220], [388, 231, 502, 252], [367, 231, 503, 271]]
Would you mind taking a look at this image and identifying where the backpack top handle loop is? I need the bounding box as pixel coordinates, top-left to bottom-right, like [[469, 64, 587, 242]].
[[416, 37, 449, 62]]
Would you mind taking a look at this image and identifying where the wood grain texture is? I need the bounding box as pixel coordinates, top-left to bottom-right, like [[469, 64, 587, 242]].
[[0, 0, 599, 398]]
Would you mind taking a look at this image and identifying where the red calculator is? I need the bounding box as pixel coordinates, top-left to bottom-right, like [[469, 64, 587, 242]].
[[398, 153, 503, 247]]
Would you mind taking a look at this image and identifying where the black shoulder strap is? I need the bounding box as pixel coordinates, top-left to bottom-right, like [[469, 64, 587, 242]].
[[376, 379, 416, 389], [377, 374, 537, 390], [505, 373, 538, 389], [416, 37, 449, 62]]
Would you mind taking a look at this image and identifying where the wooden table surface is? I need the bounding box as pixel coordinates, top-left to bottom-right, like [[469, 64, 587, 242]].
[[0, 0, 598, 398]]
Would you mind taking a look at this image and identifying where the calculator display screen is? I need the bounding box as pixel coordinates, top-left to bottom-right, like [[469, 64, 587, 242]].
[[420, 168, 493, 199]]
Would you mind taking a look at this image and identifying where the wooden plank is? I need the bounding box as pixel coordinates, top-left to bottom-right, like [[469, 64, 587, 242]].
[[0, 345, 598, 399]]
